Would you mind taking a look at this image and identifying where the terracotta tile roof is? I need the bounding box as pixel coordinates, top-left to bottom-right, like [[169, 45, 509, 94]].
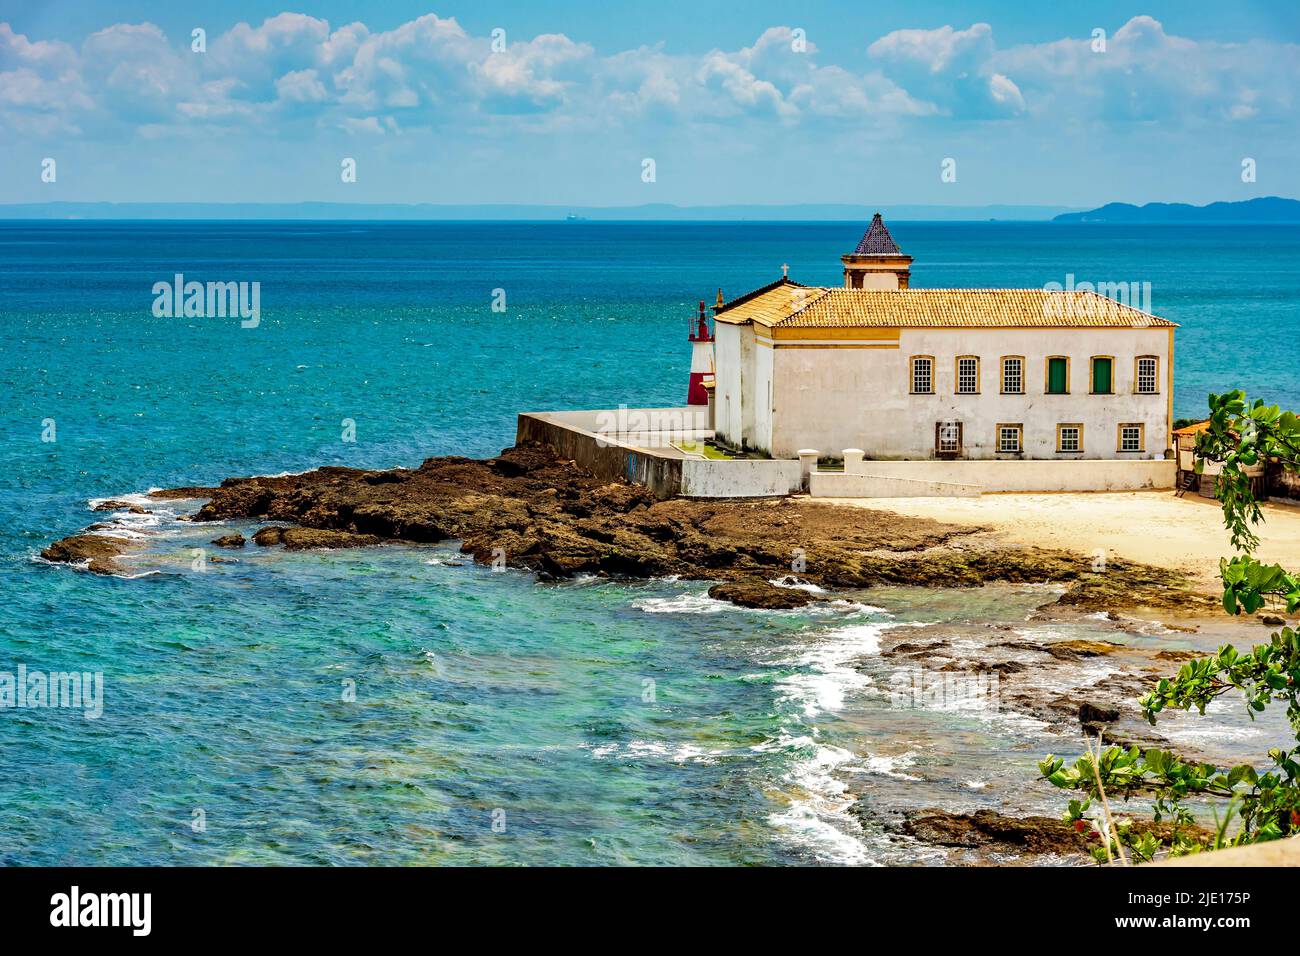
[[852, 212, 906, 257], [712, 276, 804, 316], [715, 285, 1176, 329], [1172, 420, 1210, 436]]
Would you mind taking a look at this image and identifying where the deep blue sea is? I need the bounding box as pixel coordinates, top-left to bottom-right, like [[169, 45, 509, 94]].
[[1, 221, 1295, 865]]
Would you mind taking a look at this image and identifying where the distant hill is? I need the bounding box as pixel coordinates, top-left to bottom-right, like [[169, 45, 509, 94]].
[[1054, 196, 1300, 223], [0, 201, 1078, 222]]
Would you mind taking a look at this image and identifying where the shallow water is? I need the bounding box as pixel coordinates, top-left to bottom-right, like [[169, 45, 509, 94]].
[[12, 511, 1281, 866]]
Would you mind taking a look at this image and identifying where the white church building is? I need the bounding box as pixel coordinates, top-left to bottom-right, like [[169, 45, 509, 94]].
[[711, 214, 1175, 465]]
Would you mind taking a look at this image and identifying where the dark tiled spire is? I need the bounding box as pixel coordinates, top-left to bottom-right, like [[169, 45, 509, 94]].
[[853, 212, 905, 256]]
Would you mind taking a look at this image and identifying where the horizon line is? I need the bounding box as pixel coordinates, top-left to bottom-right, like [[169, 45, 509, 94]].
[[2, 197, 1295, 225]]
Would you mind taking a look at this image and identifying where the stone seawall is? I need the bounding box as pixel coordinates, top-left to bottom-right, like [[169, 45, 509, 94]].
[[516, 412, 684, 498], [516, 411, 803, 499]]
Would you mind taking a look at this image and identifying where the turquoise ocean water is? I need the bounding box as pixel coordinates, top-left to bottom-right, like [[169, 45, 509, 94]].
[[1, 221, 1296, 865]]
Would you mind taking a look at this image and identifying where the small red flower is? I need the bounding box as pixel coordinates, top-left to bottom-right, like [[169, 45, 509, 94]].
[[1289, 810, 1300, 828], [1073, 819, 1087, 832]]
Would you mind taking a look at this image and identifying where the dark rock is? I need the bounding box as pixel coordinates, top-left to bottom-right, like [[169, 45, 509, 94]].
[[148, 486, 221, 500], [1050, 639, 1124, 658], [152, 441, 1210, 615], [1079, 701, 1122, 725], [1053, 569, 1219, 615], [252, 527, 285, 547], [40, 535, 136, 575], [253, 526, 380, 551], [707, 580, 820, 609], [887, 640, 952, 656], [281, 528, 382, 551], [211, 533, 246, 549], [902, 809, 1091, 854], [92, 500, 146, 514], [939, 659, 1026, 675], [362, 470, 409, 485], [1260, 614, 1286, 626], [994, 638, 1124, 661], [901, 808, 1211, 858]]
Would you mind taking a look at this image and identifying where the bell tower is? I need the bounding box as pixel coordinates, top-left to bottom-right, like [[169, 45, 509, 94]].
[[841, 212, 912, 289]]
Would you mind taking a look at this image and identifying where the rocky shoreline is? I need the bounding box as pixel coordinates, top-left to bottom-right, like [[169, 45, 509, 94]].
[[891, 808, 1211, 862], [43, 441, 1217, 618], [878, 624, 1203, 754]]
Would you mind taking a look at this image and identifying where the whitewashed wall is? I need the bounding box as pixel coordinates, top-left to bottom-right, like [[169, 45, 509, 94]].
[[680, 458, 802, 498], [812, 458, 1176, 495], [770, 327, 1171, 460], [751, 339, 775, 454], [714, 324, 743, 447]]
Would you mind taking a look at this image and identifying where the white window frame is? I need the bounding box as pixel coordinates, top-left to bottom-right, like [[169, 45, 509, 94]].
[[936, 420, 962, 457], [911, 356, 934, 394], [1118, 423, 1145, 452], [1056, 423, 1082, 453], [1000, 356, 1024, 395], [1135, 356, 1159, 394], [956, 356, 979, 395]]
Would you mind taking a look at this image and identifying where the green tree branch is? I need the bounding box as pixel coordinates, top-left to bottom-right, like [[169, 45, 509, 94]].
[[1037, 391, 1300, 862]]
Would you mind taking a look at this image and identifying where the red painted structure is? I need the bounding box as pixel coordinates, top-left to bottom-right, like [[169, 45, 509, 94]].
[[687, 300, 714, 406]]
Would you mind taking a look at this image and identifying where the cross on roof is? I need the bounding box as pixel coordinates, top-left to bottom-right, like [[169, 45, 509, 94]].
[[781, 263, 789, 278]]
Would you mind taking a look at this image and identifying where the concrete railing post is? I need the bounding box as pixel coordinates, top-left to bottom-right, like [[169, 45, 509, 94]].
[[797, 449, 820, 492], [842, 448, 864, 473]]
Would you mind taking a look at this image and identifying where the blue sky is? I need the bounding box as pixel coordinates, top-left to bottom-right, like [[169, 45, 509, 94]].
[[1, 1, 1296, 206]]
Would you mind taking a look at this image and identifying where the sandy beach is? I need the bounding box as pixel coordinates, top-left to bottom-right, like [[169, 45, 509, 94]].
[[834, 490, 1300, 590]]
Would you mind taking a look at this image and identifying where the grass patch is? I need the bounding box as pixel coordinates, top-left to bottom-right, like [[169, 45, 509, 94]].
[[673, 440, 736, 460]]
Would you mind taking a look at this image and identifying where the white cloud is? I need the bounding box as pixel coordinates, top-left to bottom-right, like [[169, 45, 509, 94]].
[[0, 13, 1292, 143], [869, 22, 1022, 117], [206, 12, 332, 95], [868, 23, 995, 74], [868, 15, 1298, 123], [471, 33, 592, 113], [991, 15, 1298, 123], [275, 68, 328, 103], [0, 22, 89, 132], [697, 50, 794, 119], [338, 115, 388, 135], [334, 14, 476, 114], [0, 21, 77, 72], [988, 73, 1024, 112], [79, 23, 195, 124]]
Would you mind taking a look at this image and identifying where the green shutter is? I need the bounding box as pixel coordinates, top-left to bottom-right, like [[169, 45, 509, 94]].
[[1092, 358, 1112, 394], [1047, 358, 1067, 394]]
